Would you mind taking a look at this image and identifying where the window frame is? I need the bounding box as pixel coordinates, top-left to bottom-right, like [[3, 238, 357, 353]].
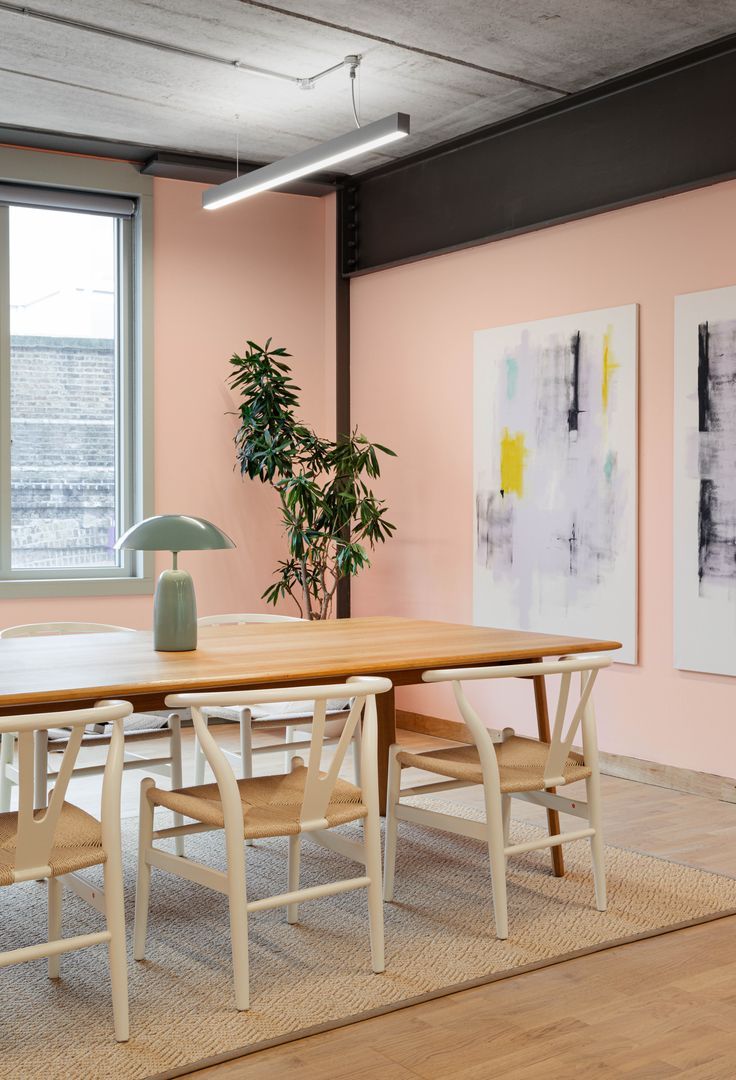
[[0, 148, 153, 598]]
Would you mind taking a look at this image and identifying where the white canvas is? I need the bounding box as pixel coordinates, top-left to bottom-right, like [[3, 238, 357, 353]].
[[474, 305, 638, 664], [674, 285, 736, 675]]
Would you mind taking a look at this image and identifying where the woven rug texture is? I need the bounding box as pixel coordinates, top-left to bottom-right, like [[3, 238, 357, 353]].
[[2, 798, 735, 1079]]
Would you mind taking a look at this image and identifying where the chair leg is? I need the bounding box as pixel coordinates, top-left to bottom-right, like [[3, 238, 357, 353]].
[[382, 746, 402, 902], [586, 773, 607, 912], [240, 714, 254, 846], [286, 754, 303, 922], [284, 724, 297, 770], [225, 829, 250, 1011], [484, 791, 509, 940], [168, 713, 185, 858], [104, 843, 129, 1042], [133, 779, 155, 962], [0, 733, 13, 812], [47, 877, 62, 979], [352, 723, 362, 787], [501, 795, 511, 846], [239, 715, 253, 779], [364, 802, 386, 973], [193, 717, 207, 786], [287, 833, 301, 924], [34, 728, 49, 810]]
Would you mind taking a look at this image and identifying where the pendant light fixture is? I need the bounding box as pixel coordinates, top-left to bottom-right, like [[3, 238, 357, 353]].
[[203, 56, 410, 210]]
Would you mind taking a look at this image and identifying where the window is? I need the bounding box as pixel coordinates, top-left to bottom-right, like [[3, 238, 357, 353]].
[[0, 179, 152, 596]]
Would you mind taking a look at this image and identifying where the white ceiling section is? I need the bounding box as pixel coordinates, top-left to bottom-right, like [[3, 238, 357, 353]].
[[1, 0, 736, 173]]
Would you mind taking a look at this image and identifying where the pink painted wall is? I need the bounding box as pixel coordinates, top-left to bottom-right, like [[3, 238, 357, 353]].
[[0, 177, 332, 629], [350, 179, 736, 777]]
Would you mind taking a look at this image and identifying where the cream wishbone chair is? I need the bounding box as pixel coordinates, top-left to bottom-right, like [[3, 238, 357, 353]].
[[383, 656, 611, 940], [134, 677, 391, 1012], [0, 622, 185, 855], [194, 614, 359, 791], [0, 699, 132, 1042]]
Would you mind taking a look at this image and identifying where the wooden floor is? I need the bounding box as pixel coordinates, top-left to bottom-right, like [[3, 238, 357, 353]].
[[63, 724, 736, 1079], [186, 915, 736, 1080]]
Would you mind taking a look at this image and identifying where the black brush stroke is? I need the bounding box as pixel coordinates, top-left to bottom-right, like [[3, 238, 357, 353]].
[[698, 478, 715, 583], [568, 331, 581, 433], [698, 320, 711, 432]]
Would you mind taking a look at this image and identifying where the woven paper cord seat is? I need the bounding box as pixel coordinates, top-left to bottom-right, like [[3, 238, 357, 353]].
[[45, 713, 177, 743], [397, 735, 592, 794], [0, 803, 105, 886], [203, 701, 351, 723], [149, 766, 368, 840]]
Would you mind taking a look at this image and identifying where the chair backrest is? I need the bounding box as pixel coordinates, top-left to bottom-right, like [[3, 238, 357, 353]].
[[423, 656, 611, 789], [197, 612, 302, 626], [0, 622, 134, 639], [166, 678, 392, 830], [0, 700, 132, 883]]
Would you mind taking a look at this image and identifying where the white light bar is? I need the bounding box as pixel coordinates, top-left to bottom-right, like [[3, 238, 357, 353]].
[[203, 113, 410, 210]]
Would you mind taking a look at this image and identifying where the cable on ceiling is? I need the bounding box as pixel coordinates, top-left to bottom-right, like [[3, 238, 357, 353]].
[[0, 1, 357, 90]]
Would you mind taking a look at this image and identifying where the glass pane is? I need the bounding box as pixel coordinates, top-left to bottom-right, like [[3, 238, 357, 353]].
[[9, 207, 119, 569]]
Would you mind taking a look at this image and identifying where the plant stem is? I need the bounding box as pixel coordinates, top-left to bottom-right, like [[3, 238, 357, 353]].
[[300, 557, 314, 620]]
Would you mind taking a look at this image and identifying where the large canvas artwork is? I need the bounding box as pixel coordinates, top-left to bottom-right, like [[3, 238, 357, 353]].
[[474, 305, 638, 664], [674, 285, 736, 675]]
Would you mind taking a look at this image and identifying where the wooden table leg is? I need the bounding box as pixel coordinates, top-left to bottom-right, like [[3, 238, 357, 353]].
[[533, 674, 564, 877], [376, 685, 396, 815]]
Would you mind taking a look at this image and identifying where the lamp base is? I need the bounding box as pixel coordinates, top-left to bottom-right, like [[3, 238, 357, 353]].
[[153, 569, 197, 651]]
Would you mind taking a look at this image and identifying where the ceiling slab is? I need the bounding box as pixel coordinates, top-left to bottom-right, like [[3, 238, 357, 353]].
[[266, 0, 736, 90], [0, 1, 735, 173]]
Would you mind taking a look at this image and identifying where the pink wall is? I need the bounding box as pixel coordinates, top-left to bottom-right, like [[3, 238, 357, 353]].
[[350, 179, 736, 777], [0, 178, 331, 629]]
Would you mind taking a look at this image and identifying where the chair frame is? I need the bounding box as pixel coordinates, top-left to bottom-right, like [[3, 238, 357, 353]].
[[0, 622, 185, 855], [0, 699, 132, 1042], [133, 677, 391, 1011], [383, 656, 611, 940], [194, 614, 360, 798]]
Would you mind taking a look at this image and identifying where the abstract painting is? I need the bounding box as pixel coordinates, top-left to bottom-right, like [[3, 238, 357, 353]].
[[674, 285, 736, 675], [474, 305, 638, 664]]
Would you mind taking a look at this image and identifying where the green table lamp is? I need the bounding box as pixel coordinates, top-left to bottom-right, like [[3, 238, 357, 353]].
[[116, 515, 235, 651]]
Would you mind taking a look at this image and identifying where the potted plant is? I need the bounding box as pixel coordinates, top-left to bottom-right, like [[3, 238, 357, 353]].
[[228, 339, 396, 620]]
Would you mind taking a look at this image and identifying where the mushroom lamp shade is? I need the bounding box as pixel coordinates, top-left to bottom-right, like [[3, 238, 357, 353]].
[[116, 515, 235, 651]]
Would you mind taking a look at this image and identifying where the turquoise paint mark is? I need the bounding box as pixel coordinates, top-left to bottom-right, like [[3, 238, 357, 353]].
[[505, 356, 518, 400], [604, 451, 616, 482]]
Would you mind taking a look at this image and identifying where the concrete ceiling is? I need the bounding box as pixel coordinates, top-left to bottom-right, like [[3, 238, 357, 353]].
[[1, 0, 736, 174]]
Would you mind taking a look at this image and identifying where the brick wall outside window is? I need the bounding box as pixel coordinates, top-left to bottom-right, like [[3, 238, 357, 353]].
[[10, 336, 116, 569]]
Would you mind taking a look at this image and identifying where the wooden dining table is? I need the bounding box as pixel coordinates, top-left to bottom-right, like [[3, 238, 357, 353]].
[[0, 615, 620, 875]]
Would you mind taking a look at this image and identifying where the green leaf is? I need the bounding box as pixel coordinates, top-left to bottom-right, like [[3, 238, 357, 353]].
[[228, 338, 397, 611]]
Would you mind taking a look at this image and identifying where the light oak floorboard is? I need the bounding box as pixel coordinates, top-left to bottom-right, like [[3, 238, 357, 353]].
[[57, 725, 736, 1079]]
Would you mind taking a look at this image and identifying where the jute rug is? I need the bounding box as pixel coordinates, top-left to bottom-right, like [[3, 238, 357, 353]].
[[2, 798, 736, 1080]]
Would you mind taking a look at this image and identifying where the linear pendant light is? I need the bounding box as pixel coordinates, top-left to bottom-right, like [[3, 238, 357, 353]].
[[203, 113, 410, 210]]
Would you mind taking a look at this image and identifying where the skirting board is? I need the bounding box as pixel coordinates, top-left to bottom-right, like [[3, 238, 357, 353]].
[[396, 710, 736, 806]]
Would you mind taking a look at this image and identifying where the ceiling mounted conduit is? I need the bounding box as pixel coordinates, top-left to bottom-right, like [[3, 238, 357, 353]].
[[0, 1, 357, 89]]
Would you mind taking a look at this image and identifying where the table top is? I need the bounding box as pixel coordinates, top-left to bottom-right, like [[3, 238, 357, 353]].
[[0, 616, 621, 713]]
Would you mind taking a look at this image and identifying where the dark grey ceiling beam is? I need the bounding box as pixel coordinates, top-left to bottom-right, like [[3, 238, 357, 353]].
[[140, 152, 339, 196], [345, 32, 736, 275], [0, 121, 152, 162], [0, 125, 341, 196]]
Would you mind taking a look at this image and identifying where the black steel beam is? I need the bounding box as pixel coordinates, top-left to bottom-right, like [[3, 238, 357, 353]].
[[0, 124, 342, 195], [335, 186, 352, 618], [140, 151, 339, 196], [347, 33, 736, 275]]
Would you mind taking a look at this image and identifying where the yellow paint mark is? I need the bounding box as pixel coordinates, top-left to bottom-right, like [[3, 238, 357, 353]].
[[601, 326, 620, 412], [500, 428, 527, 497]]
